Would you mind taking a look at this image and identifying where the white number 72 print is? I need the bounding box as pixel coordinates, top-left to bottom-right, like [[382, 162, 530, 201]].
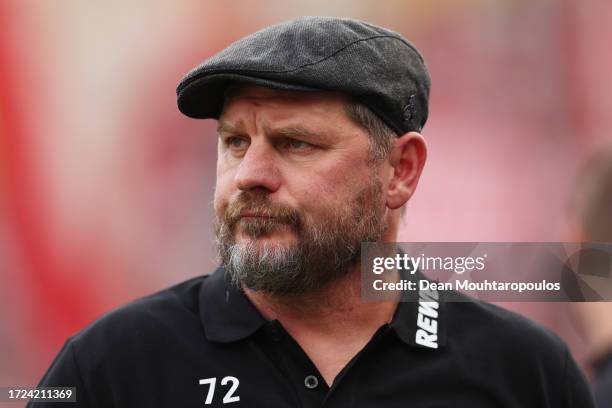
[[199, 376, 240, 405]]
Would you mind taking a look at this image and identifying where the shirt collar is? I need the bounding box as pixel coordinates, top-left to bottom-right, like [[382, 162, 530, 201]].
[[199, 266, 446, 349], [389, 268, 447, 349], [199, 267, 267, 342]]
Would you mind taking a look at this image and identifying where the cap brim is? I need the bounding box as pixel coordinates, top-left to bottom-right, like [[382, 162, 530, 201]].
[[177, 73, 320, 119]]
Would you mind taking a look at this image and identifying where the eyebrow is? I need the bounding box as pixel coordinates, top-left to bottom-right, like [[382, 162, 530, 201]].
[[216, 121, 243, 136], [274, 126, 321, 140], [217, 122, 324, 141]]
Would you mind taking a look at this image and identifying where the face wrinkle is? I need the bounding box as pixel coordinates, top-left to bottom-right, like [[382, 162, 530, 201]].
[[215, 171, 388, 298]]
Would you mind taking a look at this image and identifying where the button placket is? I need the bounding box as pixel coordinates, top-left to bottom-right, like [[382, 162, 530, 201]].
[[304, 375, 319, 389]]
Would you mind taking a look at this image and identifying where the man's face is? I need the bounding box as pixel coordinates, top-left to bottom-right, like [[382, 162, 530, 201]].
[[214, 85, 389, 296]]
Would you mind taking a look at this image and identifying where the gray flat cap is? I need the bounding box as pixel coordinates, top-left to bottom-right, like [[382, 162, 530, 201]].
[[176, 16, 431, 134]]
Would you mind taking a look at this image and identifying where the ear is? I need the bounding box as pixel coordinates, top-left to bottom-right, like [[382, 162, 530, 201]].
[[386, 132, 427, 210]]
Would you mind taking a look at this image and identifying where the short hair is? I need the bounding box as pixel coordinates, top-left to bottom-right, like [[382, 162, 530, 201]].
[[344, 101, 397, 163], [345, 100, 408, 216]]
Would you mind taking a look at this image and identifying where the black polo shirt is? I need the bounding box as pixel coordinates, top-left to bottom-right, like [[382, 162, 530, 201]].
[[29, 268, 594, 407]]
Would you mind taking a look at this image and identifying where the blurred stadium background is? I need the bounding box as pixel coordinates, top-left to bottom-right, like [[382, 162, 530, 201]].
[[1, 0, 612, 388]]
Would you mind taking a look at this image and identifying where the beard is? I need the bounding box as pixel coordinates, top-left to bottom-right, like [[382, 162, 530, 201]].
[[214, 174, 388, 296]]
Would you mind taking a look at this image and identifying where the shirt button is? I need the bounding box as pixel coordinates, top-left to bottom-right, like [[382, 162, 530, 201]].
[[304, 375, 319, 389]]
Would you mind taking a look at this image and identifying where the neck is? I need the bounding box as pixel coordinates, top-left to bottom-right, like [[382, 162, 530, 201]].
[[243, 262, 397, 333]]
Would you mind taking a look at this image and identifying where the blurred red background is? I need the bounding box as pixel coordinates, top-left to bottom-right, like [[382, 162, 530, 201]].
[[2, 0, 612, 388]]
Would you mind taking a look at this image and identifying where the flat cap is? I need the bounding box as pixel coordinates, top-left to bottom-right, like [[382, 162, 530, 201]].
[[176, 16, 431, 134]]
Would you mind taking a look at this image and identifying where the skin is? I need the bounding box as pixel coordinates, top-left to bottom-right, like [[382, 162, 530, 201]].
[[214, 84, 427, 385]]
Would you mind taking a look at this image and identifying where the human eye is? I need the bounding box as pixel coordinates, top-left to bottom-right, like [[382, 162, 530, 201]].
[[281, 138, 313, 152], [224, 136, 250, 151]]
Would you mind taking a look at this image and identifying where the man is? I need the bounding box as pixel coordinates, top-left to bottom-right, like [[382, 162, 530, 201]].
[[29, 16, 594, 407]]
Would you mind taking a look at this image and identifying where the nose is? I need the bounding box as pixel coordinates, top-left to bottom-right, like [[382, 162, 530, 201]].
[[234, 140, 281, 193]]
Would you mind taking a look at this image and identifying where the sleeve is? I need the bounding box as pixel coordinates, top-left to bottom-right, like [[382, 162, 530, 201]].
[[26, 339, 90, 408], [562, 347, 596, 408]]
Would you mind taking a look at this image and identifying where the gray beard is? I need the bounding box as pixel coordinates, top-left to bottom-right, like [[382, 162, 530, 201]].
[[215, 176, 387, 296]]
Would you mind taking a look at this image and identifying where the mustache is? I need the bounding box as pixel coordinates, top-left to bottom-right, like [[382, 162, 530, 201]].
[[223, 190, 302, 229]]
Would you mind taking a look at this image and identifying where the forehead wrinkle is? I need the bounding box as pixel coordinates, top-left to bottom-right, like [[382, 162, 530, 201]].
[[267, 125, 321, 139], [220, 88, 356, 142]]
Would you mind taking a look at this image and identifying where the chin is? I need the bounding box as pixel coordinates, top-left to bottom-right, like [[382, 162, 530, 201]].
[[236, 234, 296, 250]]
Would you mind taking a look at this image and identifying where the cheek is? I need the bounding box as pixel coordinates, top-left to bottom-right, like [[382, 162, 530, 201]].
[[307, 165, 364, 196], [299, 167, 380, 216], [291, 174, 346, 214], [212, 189, 224, 216], [213, 173, 235, 215]]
